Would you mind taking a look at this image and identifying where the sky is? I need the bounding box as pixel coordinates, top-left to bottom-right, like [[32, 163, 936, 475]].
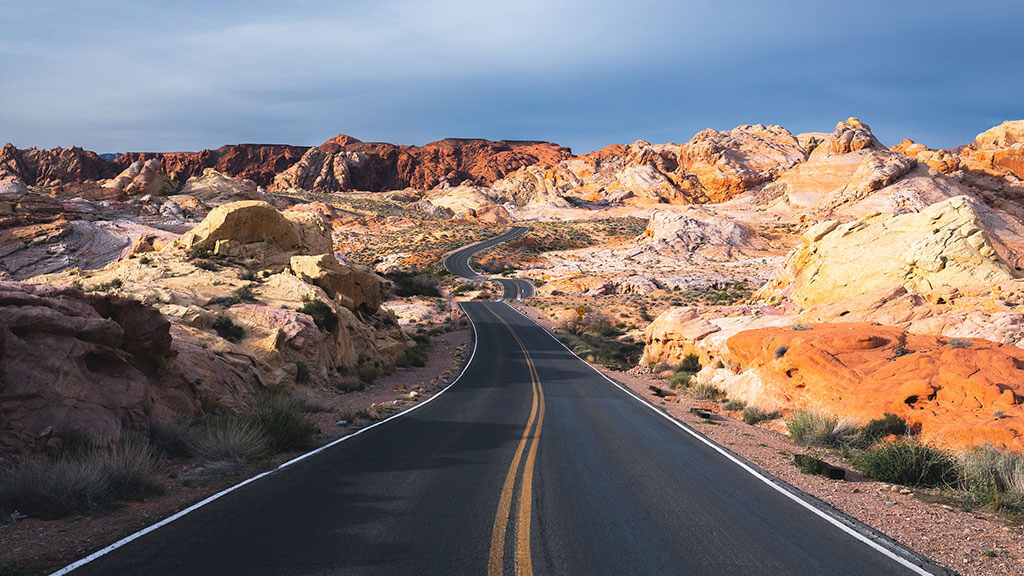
[[0, 0, 1021, 155]]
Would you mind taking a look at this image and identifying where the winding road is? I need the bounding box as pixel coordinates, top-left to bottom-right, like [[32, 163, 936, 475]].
[[56, 228, 947, 576]]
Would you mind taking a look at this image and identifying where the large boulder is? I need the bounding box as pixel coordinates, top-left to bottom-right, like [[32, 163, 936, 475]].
[[178, 168, 262, 205], [755, 196, 1021, 307], [289, 254, 382, 312], [0, 282, 202, 452], [638, 206, 769, 262], [104, 159, 175, 196]]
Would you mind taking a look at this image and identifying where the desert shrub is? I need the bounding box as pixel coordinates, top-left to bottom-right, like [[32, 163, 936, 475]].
[[947, 338, 974, 349], [678, 353, 701, 373], [213, 316, 244, 342], [668, 372, 692, 390], [188, 415, 266, 464], [786, 410, 859, 448], [298, 298, 338, 332], [149, 420, 195, 458], [295, 361, 311, 384], [0, 561, 27, 576], [723, 399, 746, 411], [689, 383, 725, 401], [385, 271, 441, 298], [98, 436, 163, 501], [855, 413, 909, 447], [0, 438, 162, 520], [244, 397, 316, 452], [357, 365, 379, 384], [742, 406, 776, 425], [396, 335, 431, 368], [773, 345, 788, 360], [794, 454, 829, 477], [854, 438, 959, 488], [960, 446, 1024, 511]]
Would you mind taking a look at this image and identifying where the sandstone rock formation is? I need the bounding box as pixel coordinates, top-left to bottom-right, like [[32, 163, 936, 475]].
[[0, 144, 116, 187], [755, 196, 1022, 308], [273, 135, 572, 193], [0, 282, 253, 453], [637, 206, 770, 262], [722, 323, 1024, 451], [177, 168, 263, 205], [104, 158, 175, 196], [493, 124, 806, 206]]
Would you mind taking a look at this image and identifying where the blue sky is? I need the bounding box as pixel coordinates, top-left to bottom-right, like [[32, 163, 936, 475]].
[[1, 0, 1020, 154]]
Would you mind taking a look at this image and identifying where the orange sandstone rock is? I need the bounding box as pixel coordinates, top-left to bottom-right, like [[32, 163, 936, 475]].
[[724, 323, 1024, 451]]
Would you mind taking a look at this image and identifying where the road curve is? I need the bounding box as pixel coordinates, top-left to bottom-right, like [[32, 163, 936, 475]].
[[443, 226, 535, 300], [56, 233, 948, 576]]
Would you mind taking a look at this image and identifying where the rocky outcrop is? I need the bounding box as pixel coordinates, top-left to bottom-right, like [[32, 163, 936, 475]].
[[289, 253, 382, 313], [637, 206, 770, 262], [721, 323, 1024, 451], [0, 282, 253, 453], [104, 159, 175, 196], [274, 135, 572, 193], [0, 144, 117, 187], [493, 124, 806, 206], [115, 143, 308, 187], [177, 168, 263, 205], [755, 196, 1021, 307]]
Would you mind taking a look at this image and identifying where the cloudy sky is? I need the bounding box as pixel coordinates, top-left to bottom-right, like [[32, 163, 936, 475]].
[[1, 0, 1020, 154]]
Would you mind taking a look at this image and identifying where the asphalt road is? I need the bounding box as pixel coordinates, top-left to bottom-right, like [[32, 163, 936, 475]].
[[58, 233, 946, 576], [443, 226, 535, 300]]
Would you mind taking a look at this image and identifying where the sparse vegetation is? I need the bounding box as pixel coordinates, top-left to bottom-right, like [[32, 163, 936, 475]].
[[959, 446, 1024, 512], [295, 361, 311, 384], [723, 399, 746, 411], [244, 396, 317, 452], [854, 437, 959, 488], [213, 316, 244, 342], [855, 413, 909, 448], [742, 406, 776, 425], [385, 271, 442, 298], [786, 410, 859, 448], [689, 383, 725, 402], [668, 372, 692, 390], [947, 338, 974, 349], [678, 353, 701, 373], [396, 334, 431, 368], [188, 415, 267, 464], [0, 437, 162, 520], [86, 278, 123, 292], [298, 298, 338, 332]]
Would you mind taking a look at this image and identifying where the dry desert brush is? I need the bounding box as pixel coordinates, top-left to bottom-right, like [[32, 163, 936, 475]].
[[785, 410, 859, 448], [853, 437, 959, 488]]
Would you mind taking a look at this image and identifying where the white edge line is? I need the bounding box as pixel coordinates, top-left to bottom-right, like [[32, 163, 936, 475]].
[[49, 304, 481, 576], [504, 304, 937, 576]]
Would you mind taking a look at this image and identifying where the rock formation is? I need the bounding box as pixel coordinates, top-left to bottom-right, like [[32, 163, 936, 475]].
[[755, 196, 1022, 307], [114, 143, 308, 187], [274, 136, 572, 193], [723, 323, 1024, 451], [636, 206, 771, 262]]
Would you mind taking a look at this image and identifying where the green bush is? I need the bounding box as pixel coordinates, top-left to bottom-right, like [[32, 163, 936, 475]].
[[856, 413, 909, 447], [854, 438, 959, 488], [668, 372, 692, 390], [786, 410, 859, 448], [213, 316, 244, 342], [385, 271, 441, 298], [742, 406, 775, 425], [298, 299, 338, 332], [244, 397, 317, 452], [723, 399, 746, 411], [357, 365, 379, 384], [396, 335, 431, 368], [689, 383, 725, 401], [678, 354, 701, 373]]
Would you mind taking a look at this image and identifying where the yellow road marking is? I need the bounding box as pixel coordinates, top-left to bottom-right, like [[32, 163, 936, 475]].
[[485, 306, 545, 576]]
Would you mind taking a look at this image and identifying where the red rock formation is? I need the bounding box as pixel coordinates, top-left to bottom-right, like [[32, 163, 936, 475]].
[[725, 323, 1024, 451], [115, 143, 308, 187], [0, 144, 117, 186], [274, 136, 573, 192]]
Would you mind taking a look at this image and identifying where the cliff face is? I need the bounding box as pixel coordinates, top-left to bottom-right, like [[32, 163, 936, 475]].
[[273, 136, 573, 192], [114, 143, 309, 187], [0, 144, 118, 187]]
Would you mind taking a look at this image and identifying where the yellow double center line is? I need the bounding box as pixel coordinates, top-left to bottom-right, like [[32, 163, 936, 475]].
[[486, 306, 545, 576]]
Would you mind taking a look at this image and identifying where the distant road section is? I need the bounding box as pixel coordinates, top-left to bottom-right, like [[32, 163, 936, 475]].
[[443, 226, 535, 300]]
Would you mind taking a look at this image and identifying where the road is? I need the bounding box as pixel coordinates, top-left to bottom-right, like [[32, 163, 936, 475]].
[[443, 226, 535, 300], [57, 231, 946, 576]]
